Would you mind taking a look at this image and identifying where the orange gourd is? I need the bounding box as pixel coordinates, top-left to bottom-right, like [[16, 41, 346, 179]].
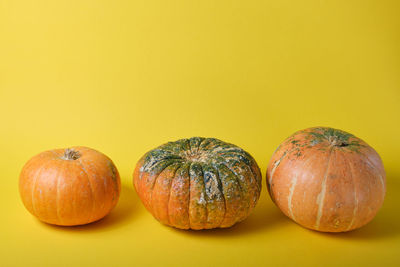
[[19, 147, 120, 226], [267, 127, 386, 232], [133, 137, 262, 230]]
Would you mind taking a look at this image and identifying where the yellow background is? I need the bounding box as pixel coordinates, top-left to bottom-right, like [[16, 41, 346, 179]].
[[1, 0, 399, 266]]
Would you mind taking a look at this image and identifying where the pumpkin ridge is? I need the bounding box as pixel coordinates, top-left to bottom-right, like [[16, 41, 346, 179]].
[[360, 152, 381, 173], [149, 161, 181, 206], [107, 160, 120, 201], [315, 148, 335, 230], [166, 164, 182, 226], [209, 142, 235, 153], [359, 153, 386, 202], [55, 160, 65, 225], [186, 139, 193, 156], [196, 137, 206, 154], [154, 155, 185, 161], [242, 162, 260, 208], [345, 156, 358, 231], [31, 159, 51, 216], [268, 144, 305, 193], [146, 159, 179, 181], [215, 151, 260, 186], [218, 162, 243, 192], [217, 154, 260, 190], [199, 138, 217, 152], [214, 150, 250, 162], [179, 139, 189, 159], [202, 163, 226, 228], [188, 137, 205, 159], [218, 162, 249, 223], [251, 162, 262, 192], [136, 156, 147, 178], [19, 158, 37, 212], [228, 161, 253, 202], [286, 151, 319, 221], [188, 163, 209, 229], [234, 156, 261, 193], [135, 157, 146, 202], [287, 174, 298, 220], [187, 162, 192, 229], [82, 155, 120, 215], [77, 159, 96, 223], [212, 165, 227, 228], [181, 139, 192, 155], [142, 154, 184, 173], [198, 163, 209, 228], [212, 162, 243, 227], [151, 162, 181, 223]]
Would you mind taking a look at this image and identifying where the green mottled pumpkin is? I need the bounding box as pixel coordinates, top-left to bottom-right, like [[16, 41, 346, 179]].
[[133, 137, 262, 230]]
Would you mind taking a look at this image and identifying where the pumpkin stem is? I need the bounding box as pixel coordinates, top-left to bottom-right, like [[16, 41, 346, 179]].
[[62, 148, 81, 160], [328, 136, 349, 147]]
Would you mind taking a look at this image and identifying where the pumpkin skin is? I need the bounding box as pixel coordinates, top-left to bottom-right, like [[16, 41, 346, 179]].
[[133, 137, 262, 230], [267, 127, 386, 232], [19, 147, 121, 226]]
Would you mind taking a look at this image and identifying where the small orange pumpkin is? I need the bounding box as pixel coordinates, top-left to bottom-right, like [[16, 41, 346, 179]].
[[19, 147, 120, 226], [267, 127, 386, 232], [133, 137, 262, 230]]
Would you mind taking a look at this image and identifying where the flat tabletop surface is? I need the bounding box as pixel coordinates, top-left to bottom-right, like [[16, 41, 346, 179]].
[[1, 1, 399, 266]]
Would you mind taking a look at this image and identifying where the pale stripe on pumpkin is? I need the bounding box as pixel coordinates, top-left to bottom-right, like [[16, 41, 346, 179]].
[[31, 161, 50, 218], [77, 160, 95, 223], [346, 158, 358, 231], [315, 149, 334, 230], [56, 161, 64, 225], [269, 159, 280, 186], [287, 174, 298, 220]]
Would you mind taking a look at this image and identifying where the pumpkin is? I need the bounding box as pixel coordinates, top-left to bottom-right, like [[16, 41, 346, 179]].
[[19, 147, 121, 226], [133, 137, 262, 230], [267, 127, 386, 232]]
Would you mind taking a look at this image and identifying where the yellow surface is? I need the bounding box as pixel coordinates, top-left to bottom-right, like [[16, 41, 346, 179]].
[[1, 1, 400, 266]]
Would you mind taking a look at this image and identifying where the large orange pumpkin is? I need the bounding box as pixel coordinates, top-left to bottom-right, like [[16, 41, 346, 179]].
[[267, 127, 386, 232], [133, 137, 262, 230], [19, 147, 121, 226]]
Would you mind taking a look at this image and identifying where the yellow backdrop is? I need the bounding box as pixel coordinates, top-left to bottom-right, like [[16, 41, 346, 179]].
[[1, 0, 399, 266]]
